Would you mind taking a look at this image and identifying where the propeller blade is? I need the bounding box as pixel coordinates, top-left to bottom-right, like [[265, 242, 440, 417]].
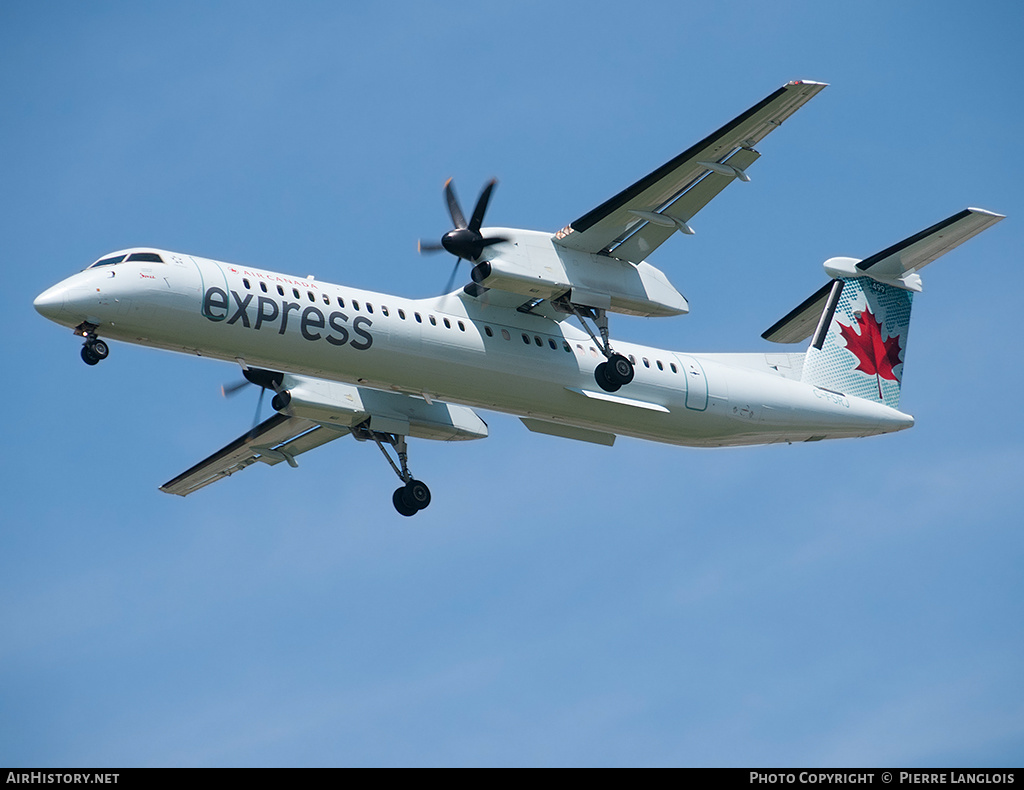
[[252, 386, 266, 430], [418, 240, 445, 254], [221, 379, 250, 398], [442, 258, 463, 295], [444, 178, 467, 229], [478, 235, 509, 249], [468, 179, 497, 234]]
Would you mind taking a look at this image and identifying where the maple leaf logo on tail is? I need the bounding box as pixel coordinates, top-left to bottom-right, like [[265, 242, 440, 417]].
[[838, 306, 903, 400]]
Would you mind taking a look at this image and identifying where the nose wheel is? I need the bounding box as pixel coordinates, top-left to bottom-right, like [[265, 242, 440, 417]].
[[80, 337, 109, 366]]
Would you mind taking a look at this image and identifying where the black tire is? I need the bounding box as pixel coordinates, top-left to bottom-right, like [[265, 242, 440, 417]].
[[81, 345, 100, 366], [607, 353, 634, 385], [399, 481, 432, 512], [594, 362, 621, 392], [91, 339, 109, 359], [401, 480, 431, 511], [393, 488, 418, 517]]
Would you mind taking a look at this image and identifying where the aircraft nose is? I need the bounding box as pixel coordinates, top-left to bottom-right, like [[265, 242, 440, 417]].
[[34, 284, 67, 320]]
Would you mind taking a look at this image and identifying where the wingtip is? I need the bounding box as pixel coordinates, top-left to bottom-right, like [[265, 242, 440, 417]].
[[966, 207, 1006, 220]]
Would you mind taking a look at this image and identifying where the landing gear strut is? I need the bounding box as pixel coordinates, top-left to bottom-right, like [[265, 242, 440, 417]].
[[76, 324, 109, 366], [354, 425, 432, 517], [558, 301, 634, 393]]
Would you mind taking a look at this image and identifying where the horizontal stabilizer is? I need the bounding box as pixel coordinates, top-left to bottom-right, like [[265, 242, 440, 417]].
[[762, 280, 834, 344], [855, 207, 1005, 282], [765, 207, 1004, 344]]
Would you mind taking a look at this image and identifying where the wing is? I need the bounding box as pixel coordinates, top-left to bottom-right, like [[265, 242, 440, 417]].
[[160, 374, 490, 496], [160, 413, 347, 496], [554, 80, 827, 263]]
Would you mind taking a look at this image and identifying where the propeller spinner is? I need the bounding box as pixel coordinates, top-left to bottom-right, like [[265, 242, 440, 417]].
[[419, 178, 508, 293]]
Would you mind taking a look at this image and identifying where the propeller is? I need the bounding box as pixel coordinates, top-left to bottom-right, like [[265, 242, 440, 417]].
[[419, 178, 508, 293], [221, 368, 286, 433]]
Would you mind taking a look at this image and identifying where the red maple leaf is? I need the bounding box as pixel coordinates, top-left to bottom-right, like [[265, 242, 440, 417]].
[[838, 306, 903, 399]]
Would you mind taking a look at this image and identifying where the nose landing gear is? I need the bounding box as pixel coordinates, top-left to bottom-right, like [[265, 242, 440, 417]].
[[76, 324, 109, 366]]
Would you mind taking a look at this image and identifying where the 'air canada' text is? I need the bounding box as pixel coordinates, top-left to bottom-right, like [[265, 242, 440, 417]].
[[201, 287, 373, 350]]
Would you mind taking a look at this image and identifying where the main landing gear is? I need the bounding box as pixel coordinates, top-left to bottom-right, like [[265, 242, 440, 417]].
[[558, 301, 634, 393], [353, 425, 432, 517], [76, 324, 109, 366]]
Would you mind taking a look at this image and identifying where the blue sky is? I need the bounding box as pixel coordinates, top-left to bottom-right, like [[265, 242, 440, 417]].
[[3, 0, 1022, 767]]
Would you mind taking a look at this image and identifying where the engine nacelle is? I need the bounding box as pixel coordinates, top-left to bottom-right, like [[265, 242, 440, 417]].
[[473, 228, 688, 317], [275, 376, 488, 442]]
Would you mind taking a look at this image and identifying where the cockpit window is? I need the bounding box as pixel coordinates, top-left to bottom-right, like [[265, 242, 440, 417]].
[[90, 254, 127, 268], [126, 252, 164, 263]]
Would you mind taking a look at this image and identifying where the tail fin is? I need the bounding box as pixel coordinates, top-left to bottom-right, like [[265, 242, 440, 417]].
[[763, 208, 1005, 408], [801, 277, 911, 408]]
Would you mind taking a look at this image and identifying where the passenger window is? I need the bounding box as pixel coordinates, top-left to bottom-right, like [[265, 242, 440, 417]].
[[337, 296, 345, 308], [307, 291, 315, 302], [277, 285, 285, 296], [670, 362, 678, 373], [243, 278, 251, 289], [367, 303, 374, 313], [353, 300, 360, 311], [548, 339, 557, 350], [322, 293, 330, 305], [443, 318, 450, 329], [501, 329, 510, 340], [429, 315, 437, 326], [563, 341, 571, 353], [292, 288, 300, 299], [522, 334, 530, 344], [629, 355, 636, 364], [382, 306, 389, 316], [643, 358, 650, 368], [398, 309, 406, 320], [260, 282, 267, 293], [415, 313, 422, 323], [657, 360, 664, 371], [485, 326, 493, 337]]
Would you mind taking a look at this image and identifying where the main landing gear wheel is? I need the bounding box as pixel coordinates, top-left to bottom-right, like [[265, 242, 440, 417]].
[[361, 428, 434, 517], [595, 362, 620, 392], [393, 480, 431, 517], [81, 345, 100, 366], [595, 354, 633, 392]]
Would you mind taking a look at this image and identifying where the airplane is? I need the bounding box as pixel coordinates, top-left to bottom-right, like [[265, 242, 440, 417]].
[[33, 80, 1004, 516]]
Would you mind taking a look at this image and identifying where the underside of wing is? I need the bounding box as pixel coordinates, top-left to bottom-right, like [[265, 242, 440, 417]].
[[160, 414, 347, 496], [554, 80, 827, 263]]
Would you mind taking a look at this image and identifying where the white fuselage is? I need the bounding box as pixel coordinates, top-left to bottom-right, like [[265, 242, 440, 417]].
[[34, 250, 914, 446]]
